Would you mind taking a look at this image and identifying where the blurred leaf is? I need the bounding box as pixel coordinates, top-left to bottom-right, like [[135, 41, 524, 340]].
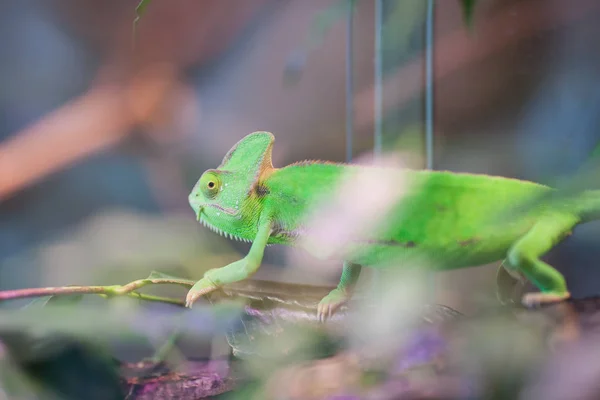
[[134, 0, 152, 24], [133, 0, 153, 46], [23, 292, 84, 309], [284, 0, 356, 84], [47, 294, 84, 306], [389, 123, 426, 164], [460, 0, 478, 28], [0, 303, 243, 345], [147, 270, 188, 281], [591, 143, 600, 158], [308, 0, 356, 49], [0, 355, 44, 398], [1, 333, 123, 400], [383, 0, 428, 53]]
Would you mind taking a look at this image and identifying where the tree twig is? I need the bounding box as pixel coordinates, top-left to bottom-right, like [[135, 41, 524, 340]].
[[0, 277, 195, 306]]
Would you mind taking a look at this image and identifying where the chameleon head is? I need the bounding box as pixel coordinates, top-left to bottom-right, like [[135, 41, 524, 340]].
[[188, 169, 244, 237], [188, 131, 275, 241], [188, 169, 219, 218]]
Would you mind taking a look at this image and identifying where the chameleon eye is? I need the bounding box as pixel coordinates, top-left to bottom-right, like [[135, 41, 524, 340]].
[[200, 172, 221, 199]]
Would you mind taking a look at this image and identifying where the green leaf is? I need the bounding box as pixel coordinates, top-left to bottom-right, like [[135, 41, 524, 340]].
[[460, 0, 477, 29], [132, 0, 153, 46], [308, 0, 356, 48], [146, 270, 188, 281], [383, 0, 428, 54], [23, 293, 84, 309], [46, 294, 84, 307], [589, 142, 600, 159], [135, 0, 153, 19], [284, 0, 356, 84]]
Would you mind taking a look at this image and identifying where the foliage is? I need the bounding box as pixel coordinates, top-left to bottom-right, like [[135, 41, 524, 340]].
[[461, 0, 478, 28], [0, 270, 243, 398]]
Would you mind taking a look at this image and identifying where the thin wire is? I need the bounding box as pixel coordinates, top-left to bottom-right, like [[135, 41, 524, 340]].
[[371, 0, 384, 298], [374, 0, 383, 158], [425, 0, 436, 298], [346, 1, 354, 162], [425, 0, 435, 170]]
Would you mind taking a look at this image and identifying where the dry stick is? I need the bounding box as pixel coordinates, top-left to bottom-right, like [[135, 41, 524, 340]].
[[0, 65, 178, 201], [0, 277, 195, 306]]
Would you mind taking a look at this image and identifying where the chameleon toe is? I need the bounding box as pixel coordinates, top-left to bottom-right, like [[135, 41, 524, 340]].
[[521, 291, 571, 308], [185, 292, 199, 308], [185, 280, 220, 308]]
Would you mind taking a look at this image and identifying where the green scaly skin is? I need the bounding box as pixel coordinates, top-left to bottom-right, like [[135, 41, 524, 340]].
[[186, 131, 600, 320]]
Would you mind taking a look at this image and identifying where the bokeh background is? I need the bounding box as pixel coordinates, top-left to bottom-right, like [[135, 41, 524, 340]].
[[1, 0, 600, 313]]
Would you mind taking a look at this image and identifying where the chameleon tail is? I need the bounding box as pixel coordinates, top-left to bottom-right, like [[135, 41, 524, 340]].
[[573, 190, 600, 223]]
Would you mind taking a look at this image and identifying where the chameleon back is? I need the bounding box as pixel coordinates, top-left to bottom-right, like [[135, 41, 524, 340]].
[[263, 163, 553, 270]]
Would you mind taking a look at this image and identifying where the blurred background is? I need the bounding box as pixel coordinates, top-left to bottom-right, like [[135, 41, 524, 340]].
[[1, 0, 600, 313]]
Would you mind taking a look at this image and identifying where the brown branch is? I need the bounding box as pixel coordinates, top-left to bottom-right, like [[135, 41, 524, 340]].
[[0, 63, 180, 202]]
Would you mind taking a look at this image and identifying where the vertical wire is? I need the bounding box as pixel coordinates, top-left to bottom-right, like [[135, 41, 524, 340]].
[[374, 0, 383, 158], [424, 0, 436, 299], [371, 0, 384, 296], [346, 1, 354, 162], [425, 0, 435, 170]]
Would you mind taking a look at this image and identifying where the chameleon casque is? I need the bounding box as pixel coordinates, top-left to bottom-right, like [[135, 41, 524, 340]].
[[186, 131, 600, 319]]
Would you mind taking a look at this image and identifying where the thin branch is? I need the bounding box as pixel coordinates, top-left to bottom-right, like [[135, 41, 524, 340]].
[[0, 277, 195, 306]]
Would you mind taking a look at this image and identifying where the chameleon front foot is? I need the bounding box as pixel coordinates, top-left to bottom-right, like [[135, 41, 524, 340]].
[[317, 288, 351, 322], [521, 291, 571, 308], [185, 276, 219, 308]]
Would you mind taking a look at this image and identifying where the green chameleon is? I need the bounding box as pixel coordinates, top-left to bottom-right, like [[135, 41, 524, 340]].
[[186, 131, 600, 319]]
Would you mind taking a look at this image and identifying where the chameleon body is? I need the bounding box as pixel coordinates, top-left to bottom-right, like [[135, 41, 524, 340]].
[[186, 131, 600, 319]]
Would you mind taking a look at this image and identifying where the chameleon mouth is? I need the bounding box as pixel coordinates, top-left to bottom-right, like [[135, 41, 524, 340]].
[[197, 213, 252, 243], [189, 201, 237, 221]]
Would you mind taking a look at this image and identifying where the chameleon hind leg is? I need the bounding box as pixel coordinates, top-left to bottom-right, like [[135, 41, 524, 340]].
[[317, 262, 362, 322], [505, 213, 579, 308]]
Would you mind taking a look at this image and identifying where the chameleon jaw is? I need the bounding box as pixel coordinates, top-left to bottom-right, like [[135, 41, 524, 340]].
[[190, 201, 252, 243], [197, 215, 252, 243]]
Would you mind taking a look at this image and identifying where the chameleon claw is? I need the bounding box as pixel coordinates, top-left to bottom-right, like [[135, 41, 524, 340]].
[[317, 302, 338, 323], [521, 291, 571, 309], [185, 278, 219, 308], [316, 288, 350, 322]]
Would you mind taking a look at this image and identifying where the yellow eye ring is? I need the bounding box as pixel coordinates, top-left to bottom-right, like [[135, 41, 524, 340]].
[[200, 172, 220, 199]]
